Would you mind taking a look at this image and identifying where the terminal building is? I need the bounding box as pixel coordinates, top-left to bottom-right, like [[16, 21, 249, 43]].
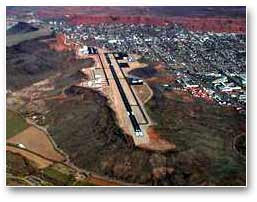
[[127, 77, 144, 85]]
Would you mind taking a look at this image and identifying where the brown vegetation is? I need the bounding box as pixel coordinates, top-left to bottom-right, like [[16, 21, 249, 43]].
[[6, 35, 92, 91], [6, 146, 53, 169], [164, 90, 194, 103], [147, 76, 176, 85]]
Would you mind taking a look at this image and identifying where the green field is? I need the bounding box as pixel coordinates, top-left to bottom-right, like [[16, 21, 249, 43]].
[[6, 110, 28, 139], [42, 167, 75, 186]]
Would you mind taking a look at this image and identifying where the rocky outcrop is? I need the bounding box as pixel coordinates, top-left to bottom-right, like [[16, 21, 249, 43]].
[[48, 34, 69, 52]]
